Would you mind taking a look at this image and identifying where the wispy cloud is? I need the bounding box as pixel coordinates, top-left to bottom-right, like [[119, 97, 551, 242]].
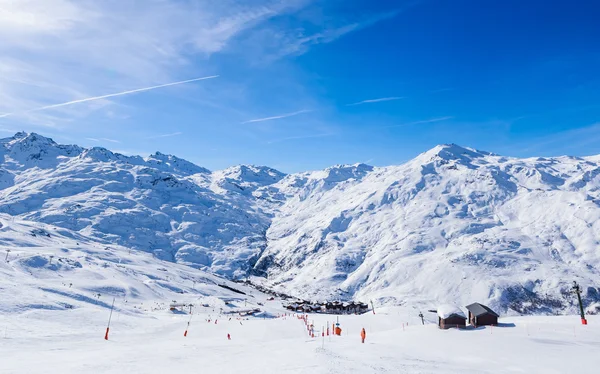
[[85, 137, 119, 143], [146, 132, 183, 139], [100, 138, 120, 143], [0, 0, 412, 140], [347, 97, 405, 106], [380, 116, 454, 129], [242, 110, 313, 124], [266, 132, 335, 144], [0, 1, 309, 127], [266, 9, 404, 60], [0, 76, 218, 119], [409, 116, 454, 125]]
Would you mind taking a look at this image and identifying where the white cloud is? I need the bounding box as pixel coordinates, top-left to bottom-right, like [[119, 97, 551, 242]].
[[409, 116, 454, 125], [85, 137, 119, 143], [242, 110, 313, 124], [347, 97, 405, 106], [0, 76, 218, 119], [100, 138, 120, 143], [146, 132, 183, 139], [0, 0, 309, 127], [0, 0, 404, 135], [259, 10, 402, 60]]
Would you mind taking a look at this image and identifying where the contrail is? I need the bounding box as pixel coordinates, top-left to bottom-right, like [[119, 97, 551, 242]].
[[242, 109, 312, 124], [347, 97, 405, 106], [0, 75, 219, 118], [146, 131, 183, 139]]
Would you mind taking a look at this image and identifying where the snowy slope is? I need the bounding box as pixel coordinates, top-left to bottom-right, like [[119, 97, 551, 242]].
[[1, 305, 599, 374], [0, 132, 285, 278], [1, 132, 600, 315], [0, 214, 274, 317], [253, 145, 600, 314]]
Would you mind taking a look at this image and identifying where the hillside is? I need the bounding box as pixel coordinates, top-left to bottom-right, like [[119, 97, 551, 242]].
[[0, 132, 284, 278], [0, 214, 275, 318], [252, 145, 600, 314], [1, 132, 600, 315]]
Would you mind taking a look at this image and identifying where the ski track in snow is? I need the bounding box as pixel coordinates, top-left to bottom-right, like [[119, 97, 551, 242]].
[[1, 308, 598, 373]]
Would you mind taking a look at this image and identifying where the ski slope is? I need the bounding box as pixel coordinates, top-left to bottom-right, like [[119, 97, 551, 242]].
[[0, 306, 598, 373], [0, 214, 271, 317]]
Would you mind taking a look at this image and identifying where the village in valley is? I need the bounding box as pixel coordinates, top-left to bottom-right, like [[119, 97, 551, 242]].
[[283, 300, 370, 315]]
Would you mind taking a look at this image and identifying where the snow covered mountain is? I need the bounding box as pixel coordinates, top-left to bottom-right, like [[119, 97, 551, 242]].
[[0, 132, 283, 278], [0, 214, 265, 316], [1, 132, 600, 315], [252, 144, 600, 314]]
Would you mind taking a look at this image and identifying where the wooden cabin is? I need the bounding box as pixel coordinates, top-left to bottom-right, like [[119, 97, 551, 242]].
[[466, 303, 499, 327], [437, 304, 466, 329]]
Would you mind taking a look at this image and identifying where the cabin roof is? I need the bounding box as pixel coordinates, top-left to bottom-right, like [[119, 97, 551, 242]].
[[437, 304, 466, 319], [465, 303, 499, 317]]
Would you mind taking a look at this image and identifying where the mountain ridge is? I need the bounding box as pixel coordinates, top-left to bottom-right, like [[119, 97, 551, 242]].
[[1, 132, 599, 315]]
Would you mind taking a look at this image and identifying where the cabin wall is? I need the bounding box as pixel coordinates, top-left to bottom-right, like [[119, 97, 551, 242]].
[[475, 314, 498, 326], [439, 316, 466, 329]]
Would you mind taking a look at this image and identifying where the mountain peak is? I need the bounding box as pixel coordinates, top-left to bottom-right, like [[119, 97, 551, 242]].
[[1, 132, 82, 168], [318, 163, 374, 183], [12, 131, 28, 140], [415, 144, 494, 166], [214, 164, 286, 191], [145, 152, 210, 175], [8, 132, 57, 147], [222, 165, 285, 180], [434, 143, 491, 158]]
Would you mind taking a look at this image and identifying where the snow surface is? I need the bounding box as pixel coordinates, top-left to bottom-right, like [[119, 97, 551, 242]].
[[0, 132, 283, 279], [437, 304, 466, 319], [2, 132, 600, 315], [1, 306, 598, 373], [253, 144, 600, 314], [0, 215, 596, 372], [0, 214, 265, 316]]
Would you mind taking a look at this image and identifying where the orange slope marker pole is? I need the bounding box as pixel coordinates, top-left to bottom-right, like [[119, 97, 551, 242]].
[[104, 297, 115, 340], [184, 312, 193, 337]]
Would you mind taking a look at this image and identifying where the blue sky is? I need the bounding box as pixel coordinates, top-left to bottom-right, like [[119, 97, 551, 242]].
[[0, 0, 598, 172]]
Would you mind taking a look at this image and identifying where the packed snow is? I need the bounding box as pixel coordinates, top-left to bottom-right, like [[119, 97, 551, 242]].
[[1, 305, 598, 373]]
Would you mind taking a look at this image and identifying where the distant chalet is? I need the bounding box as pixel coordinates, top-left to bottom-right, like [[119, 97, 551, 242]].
[[284, 301, 369, 314], [437, 305, 467, 329], [466, 303, 499, 327]]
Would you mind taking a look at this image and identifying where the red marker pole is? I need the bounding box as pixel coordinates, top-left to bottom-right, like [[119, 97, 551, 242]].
[[105, 297, 115, 340], [184, 312, 193, 337]]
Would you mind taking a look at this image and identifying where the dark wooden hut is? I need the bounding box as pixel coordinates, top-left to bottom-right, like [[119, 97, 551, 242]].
[[466, 303, 499, 327], [437, 305, 466, 329]]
